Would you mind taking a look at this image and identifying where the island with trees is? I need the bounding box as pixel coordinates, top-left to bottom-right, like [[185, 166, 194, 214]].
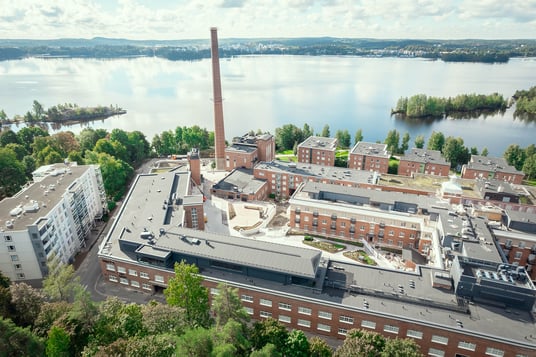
[[391, 93, 508, 119], [513, 86, 536, 120], [0, 100, 126, 127]]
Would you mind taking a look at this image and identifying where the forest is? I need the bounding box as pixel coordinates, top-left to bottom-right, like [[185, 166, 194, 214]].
[[0, 261, 424, 356]]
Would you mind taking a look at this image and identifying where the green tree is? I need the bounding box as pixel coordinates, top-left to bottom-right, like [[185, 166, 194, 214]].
[[9, 282, 44, 327], [320, 124, 330, 138], [85, 151, 133, 200], [334, 329, 386, 357], [5, 143, 28, 161], [46, 326, 71, 357], [164, 261, 211, 328], [17, 126, 49, 152], [250, 343, 280, 357], [427, 131, 445, 152], [33, 301, 72, 338], [43, 262, 82, 302], [275, 124, 303, 151], [32, 100, 45, 121], [335, 129, 351, 148], [384, 129, 400, 154], [175, 327, 213, 357], [470, 147, 479, 155], [443, 136, 470, 169], [141, 301, 186, 336], [354, 129, 364, 144], [481, 147, 489, 157], [504, 144, 526, 171], [380, 337, 423, 357], [523, 153, 536, 180], [0, 129, 21, 147], [0, 147, 26, 198], [0, 271, 13, 321], [414, 135, 425, 149], [0, 109, 7, 121], [211, 283, 249, 327], [250, 318, 289, 352], [401, 132, 410, 153], [302, 123, 314, 139], [0, 317, 45, 356], [309, 336, 333, 357], [22, 155, 37, 179], [213, 319, 250, 356], [285, 330, 310, 357]]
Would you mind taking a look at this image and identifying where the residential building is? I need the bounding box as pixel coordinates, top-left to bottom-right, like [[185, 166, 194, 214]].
[[253, 161, 378, 199], [398, 148, 450, 177], [297, 136, 337, 166], [224, 133, 275, 171], [348, 142, 390, 173], [0, 164, 105, 285], [288, 181, 435, 253], [461, 155, 525, 184]]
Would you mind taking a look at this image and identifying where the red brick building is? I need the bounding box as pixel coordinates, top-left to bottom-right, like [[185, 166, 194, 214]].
[[224, 133, 276, 171], [461, 155, 525, 184], [398, 148, 450, 177], [348, 142, 390, 173], [297, 136, 337, 166]]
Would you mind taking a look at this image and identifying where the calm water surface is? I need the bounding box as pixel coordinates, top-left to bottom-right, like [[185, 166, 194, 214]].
[[1, 56, 535, 156]]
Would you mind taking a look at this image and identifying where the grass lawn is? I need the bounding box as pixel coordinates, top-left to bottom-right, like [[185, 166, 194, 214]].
[[277, 156, 297, 162], [277, 150, 294, 155], [303, 239, 346, 253]]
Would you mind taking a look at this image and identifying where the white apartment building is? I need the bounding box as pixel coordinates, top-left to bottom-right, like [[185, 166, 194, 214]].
[[0, 164, 105, 285]]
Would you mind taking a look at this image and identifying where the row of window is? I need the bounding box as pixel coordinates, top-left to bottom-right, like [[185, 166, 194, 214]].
[[106, 264, 161, 281], [108, 275, 151, 291]]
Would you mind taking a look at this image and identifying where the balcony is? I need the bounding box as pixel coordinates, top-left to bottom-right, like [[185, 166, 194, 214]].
[[331, 215, 337, 220], [313, 211, 319, 217]]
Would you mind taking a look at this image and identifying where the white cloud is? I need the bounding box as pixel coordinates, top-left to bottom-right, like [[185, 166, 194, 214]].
[[0, 0, 534, 39]]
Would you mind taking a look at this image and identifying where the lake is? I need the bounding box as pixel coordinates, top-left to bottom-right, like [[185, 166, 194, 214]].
[[1, 56, 535, 156]]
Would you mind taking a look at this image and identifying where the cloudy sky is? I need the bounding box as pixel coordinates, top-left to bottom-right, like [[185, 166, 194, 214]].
[[1, 0, 535, 40]]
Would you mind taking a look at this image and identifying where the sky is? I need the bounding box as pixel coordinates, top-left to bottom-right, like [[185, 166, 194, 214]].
[[0, 0, 535, 40]]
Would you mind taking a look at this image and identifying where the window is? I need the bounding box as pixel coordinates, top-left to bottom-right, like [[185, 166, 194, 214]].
[[131, 281, 140, 288], [339, 315, 354, 324], [14, 264, 22, 270], [109, 275, 118, 282], [389, 230, 394, 236], [318, 311, 332, 320], [7, 245, 15, 252], [297, 319, 311, 327], [4, 235, 12, 242], [458, 342, 476, 351], [383, 325, 399, 334], [154, 275, 164, 283], [260, 298, 272, 307], [241, 294, 253, 303], [278, 302, 291, 311], [298, 307, 312, 315], [428, 348, 445, 357], [260, 311, 272, 318], [140, 272, 150, 279], [278, 315, 291, 323], [210, 287, 220, 295], [514, 251, 522, 260], [361, 320, 376, 329], [485, 347, 504, 357], [128, 269, 137, 276], [431, 335, 448, 345], [120, 277, 128, 285], [317, 323, 331, 332], [243, 306, 253, 315], [142, 283, 151, 290], [16, 273, 25, 279], [338, 328, 347, 335], [10, 255, 19, 262], [406, 330, 423, 339], [117, 266, 126, 274], [106, 263, 115, 271]]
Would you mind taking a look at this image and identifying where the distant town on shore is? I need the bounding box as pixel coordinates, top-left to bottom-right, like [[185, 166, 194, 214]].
[[1, 37, 536, 63]]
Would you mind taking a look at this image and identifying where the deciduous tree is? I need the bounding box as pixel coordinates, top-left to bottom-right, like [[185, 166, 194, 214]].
[[427, 131, 445, 152], [211, 283, 249, 327], [164, 261, 211, 328], [354, 129, 364, 144], [414, 135, 425, 149]]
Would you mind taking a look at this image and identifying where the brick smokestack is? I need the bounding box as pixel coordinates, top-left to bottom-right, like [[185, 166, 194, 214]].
[[210, 27, 226, 170]]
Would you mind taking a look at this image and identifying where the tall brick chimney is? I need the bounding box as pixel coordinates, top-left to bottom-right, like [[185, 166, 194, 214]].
[[210, 27, 226, 170]]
